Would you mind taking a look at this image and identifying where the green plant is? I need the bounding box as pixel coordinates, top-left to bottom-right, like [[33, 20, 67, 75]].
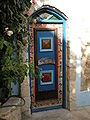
[[0, 0, 32, 96]]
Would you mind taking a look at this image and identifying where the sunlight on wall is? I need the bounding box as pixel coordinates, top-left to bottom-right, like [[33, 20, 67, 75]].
[[76, 66, 81, 74], [36, 0, 90, 53], [72, 88, 76, 94]]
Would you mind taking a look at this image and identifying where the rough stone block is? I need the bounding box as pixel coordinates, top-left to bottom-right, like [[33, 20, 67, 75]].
[[84, 68, 90, 75], [70, 68, 76, 81]]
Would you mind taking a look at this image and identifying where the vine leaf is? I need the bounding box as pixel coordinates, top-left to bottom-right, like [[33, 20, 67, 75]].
[[0, 37, 4, 50]]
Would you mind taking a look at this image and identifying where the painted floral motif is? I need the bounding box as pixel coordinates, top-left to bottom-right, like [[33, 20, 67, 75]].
[[42, 24, 47, 27]]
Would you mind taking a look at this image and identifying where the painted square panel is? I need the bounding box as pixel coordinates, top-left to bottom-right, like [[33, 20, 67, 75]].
[[42, 73, 51, 82], [40, 70, 53, 85], [40, 37, 53, 52], [42, 39, 51, 49]]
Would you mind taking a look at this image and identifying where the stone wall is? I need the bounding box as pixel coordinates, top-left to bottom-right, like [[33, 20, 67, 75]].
[[66, 41, 77, 110], [21, 75, 31, 119], [69, 48, 77, 110], [0, 107, 21, 120], [81, 41, 90, 91], [20, 45, 31, 117], [66, 21, 77, 110]]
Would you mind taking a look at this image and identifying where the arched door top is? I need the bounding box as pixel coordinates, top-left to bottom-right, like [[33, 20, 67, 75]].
[[31, 5, 68, 23]]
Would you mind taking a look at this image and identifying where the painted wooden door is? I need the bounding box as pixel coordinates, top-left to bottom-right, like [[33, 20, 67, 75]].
[[35, 28, 58, 101]]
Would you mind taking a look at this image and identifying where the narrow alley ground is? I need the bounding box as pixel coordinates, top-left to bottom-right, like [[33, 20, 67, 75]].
[[22, 106, 90, 120]]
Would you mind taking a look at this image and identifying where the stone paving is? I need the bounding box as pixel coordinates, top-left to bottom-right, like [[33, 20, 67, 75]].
[[22, 106, 90, 120]]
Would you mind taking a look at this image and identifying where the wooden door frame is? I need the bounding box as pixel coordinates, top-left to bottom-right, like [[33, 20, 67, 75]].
[[34, 28, 58, 101]]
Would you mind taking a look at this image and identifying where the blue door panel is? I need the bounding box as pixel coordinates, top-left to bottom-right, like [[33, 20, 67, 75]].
[[37, 31, 55, 59], [37, 30, 55, 92], [38, 64, 55, 91]]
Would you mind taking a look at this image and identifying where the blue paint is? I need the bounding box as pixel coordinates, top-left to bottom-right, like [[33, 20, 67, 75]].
[[32, 105, 62, 113], [37, 31, 55, 58], [31, 7, 67, 21], [37, 19, 63, 23], [11, 39, 19, 96], [11, 82, 19, 95], [37, 30, 55, 91], [47, 15, 53, 20], [27, 18, 32, 114], [46, 9, 64, 20], [37, 14, 44, 20], [63, 21, 66, 108], [40, 37, 53, 52], [31, 7, 67, 25]]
